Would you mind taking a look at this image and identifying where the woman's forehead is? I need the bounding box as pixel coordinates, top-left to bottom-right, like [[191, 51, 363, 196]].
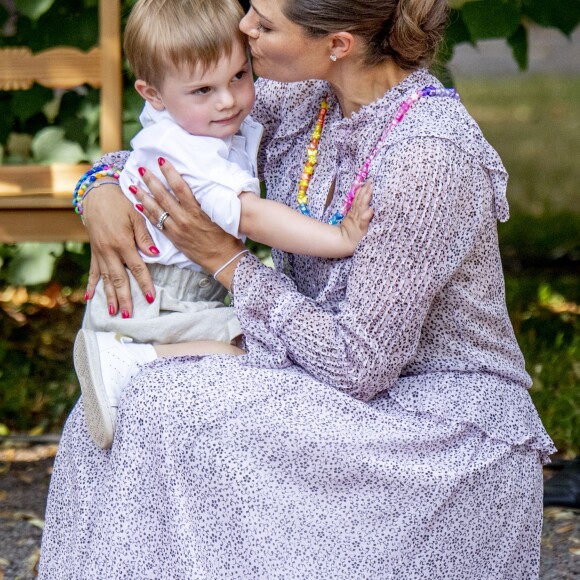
[[251, 0, 281, 23]]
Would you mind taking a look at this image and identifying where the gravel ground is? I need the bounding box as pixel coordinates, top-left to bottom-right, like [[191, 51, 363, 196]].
[[0, 444, 579, 579]]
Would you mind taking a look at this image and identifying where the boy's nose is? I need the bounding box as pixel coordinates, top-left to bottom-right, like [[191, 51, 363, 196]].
[[217, 91, 236, 110]]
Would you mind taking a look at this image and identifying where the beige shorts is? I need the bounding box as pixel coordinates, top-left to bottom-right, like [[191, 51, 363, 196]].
[[83, 263, 241, 344]]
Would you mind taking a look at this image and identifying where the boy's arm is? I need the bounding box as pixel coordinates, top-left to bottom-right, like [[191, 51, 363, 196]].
[[238, 182, 373, 258]]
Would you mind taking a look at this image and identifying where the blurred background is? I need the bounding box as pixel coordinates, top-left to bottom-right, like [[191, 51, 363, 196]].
[[0, 1, 578, 578], [0, 0, 578, 456]]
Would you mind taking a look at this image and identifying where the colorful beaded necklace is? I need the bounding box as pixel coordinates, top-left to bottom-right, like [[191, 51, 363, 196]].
[[297, 85, 460, 225]]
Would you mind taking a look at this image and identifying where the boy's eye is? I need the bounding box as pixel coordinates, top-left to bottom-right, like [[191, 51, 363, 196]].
[[192, 86, 211, 95], [233, 70, 247, 81]]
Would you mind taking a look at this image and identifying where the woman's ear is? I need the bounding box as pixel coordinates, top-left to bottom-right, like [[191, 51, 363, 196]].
[[329, 32, 355, 60], [134, 80, 165, 111]]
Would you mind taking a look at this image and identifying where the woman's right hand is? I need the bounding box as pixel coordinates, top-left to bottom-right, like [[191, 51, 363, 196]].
[[82, 183, 157, 317]]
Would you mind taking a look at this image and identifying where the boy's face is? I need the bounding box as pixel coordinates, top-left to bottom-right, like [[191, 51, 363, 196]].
[[144, 40, 255, 139]]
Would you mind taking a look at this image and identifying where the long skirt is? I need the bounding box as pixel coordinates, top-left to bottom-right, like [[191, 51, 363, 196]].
[[39, 355, 543, 579]]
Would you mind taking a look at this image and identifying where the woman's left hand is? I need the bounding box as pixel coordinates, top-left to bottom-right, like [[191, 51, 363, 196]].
[[133, 157, 247, 286]]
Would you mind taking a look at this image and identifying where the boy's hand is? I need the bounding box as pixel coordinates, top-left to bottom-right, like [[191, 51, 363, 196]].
[[339, 180, 374, 251]]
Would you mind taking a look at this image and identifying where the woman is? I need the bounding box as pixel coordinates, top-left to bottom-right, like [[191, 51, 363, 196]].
[[40, 0, 555, 577]]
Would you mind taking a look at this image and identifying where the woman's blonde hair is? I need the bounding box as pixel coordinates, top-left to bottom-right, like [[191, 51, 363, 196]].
[[283, 0, 448, 70], [124, 0, 245, 88]]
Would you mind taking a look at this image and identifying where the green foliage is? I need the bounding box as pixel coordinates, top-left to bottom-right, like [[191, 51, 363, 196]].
[[442, 0, 580, 73], [0, 0, 127, 162], [0, 285, 84, 433]]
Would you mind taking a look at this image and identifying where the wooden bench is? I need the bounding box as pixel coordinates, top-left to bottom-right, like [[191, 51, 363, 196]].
[[0, 0, 122, 243]]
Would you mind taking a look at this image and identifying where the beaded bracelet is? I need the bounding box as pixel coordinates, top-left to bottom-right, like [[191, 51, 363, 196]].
[[72, 164, 122, 219]]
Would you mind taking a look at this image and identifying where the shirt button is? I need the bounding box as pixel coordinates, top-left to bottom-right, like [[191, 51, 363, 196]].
[[199, 277, 211, 288]]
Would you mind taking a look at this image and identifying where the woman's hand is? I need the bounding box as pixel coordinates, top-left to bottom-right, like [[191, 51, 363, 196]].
[[83, 183, 157, 317], [134, 158, 247, 289]]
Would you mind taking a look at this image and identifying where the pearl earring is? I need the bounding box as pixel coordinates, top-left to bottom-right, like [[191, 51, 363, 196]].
[[330, 54, 337, 62]]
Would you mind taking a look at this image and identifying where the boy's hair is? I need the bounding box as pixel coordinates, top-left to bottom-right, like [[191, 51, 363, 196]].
[[124, 0, 246, 88]]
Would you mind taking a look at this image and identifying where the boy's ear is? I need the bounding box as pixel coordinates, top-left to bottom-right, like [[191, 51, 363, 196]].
[[134, 80, 165, 111]]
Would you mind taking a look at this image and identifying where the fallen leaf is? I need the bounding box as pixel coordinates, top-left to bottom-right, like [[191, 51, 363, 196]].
[[568, 546, 580, 556], [555, 522, 576, 535], [550, 509, 576, 521], [26, 547, 41, 573], [13, 510, 39, 521], [16, 473, 34, 484]]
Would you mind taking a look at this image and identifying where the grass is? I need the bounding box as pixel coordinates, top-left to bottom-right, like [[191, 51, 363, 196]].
[[0, 73, 579, 453], [455, 74, 580, 215]]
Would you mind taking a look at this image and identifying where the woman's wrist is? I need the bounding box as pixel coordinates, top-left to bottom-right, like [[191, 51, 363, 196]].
[[81, 181, 126, 223], [212, 247, 249, 292], [73, 164, 122, 221]]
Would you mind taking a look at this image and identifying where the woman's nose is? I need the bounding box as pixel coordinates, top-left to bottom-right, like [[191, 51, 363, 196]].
[[239, 9, 259, 39]]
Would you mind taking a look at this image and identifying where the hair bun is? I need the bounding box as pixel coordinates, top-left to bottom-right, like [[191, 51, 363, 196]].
[[389, 0, 448, 69]]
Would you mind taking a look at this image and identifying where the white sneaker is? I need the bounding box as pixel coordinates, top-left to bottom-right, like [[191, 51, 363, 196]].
[[73, 329, 156, 449]]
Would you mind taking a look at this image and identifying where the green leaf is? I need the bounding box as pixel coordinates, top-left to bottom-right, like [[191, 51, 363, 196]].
[[14, 0, 56, 21], [508, 25, 528, 71], [30, 127, 86, 163], [6, 242, 64, 286], [461, 0, 521, 40], [10, 85, 53, 124], [523, 0, 580, 36], [446, 9, 474, 47]]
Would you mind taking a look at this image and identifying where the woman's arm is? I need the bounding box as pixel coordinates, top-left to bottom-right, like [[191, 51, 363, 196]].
[[238, 184, 373, 258], [136, 139, 487, 401], [80, 152, 158, 316], [232, 139, 488, 399]]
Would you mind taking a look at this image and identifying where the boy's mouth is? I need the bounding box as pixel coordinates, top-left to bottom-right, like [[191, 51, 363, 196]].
[[213, 111, 240, 124]]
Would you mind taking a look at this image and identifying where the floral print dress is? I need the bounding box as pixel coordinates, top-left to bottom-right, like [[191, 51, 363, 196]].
[[39, 69, 555, 579]]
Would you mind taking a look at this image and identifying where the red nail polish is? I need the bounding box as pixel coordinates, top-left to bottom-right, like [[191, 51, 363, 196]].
[[149, 245, 160, 255], [122, 309, 130, 319], [129, 185, 138, 194], [84, 291, 90, 302], [108, 304, 115, 316], [138, 167, 146, 177], [158, 157, 165, 166], [146, 292, 155, 304], [136, 204, 144, 212]]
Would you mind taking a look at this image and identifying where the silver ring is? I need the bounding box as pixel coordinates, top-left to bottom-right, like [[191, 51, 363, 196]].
[[155, 211, 170, 231]]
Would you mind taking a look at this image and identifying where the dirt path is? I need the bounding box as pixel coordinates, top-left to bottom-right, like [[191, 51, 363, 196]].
[[0, 445, 578, 579]]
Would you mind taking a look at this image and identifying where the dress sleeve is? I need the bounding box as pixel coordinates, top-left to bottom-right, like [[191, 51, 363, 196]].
[[97, 151, 131, 169], [234, 137, 489, 400]]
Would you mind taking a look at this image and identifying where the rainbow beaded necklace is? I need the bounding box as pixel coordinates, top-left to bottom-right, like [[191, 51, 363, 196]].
[[297, 85, 460, 225]]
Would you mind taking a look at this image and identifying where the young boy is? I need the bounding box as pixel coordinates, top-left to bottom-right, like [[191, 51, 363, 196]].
[[75, 0, 373, 449]]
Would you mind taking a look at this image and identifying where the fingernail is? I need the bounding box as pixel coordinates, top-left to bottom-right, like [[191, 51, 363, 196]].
[[158, 157, 165, 166], [121, 309, 130, 319], [136, 204, 144, 212], [129, 185, 138, 194], [84, 291, 90, 302], [149, 245, 160, 255], [108, 304, 115, 316], [146, 292, 155, 304], [138, 167, 146, 177]]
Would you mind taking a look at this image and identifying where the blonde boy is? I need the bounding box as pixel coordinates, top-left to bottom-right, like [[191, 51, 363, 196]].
[[75, 0, 372, 449]]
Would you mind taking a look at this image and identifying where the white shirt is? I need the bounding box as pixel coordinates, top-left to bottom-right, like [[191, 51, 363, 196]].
[[119, 102, 263, 271]]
